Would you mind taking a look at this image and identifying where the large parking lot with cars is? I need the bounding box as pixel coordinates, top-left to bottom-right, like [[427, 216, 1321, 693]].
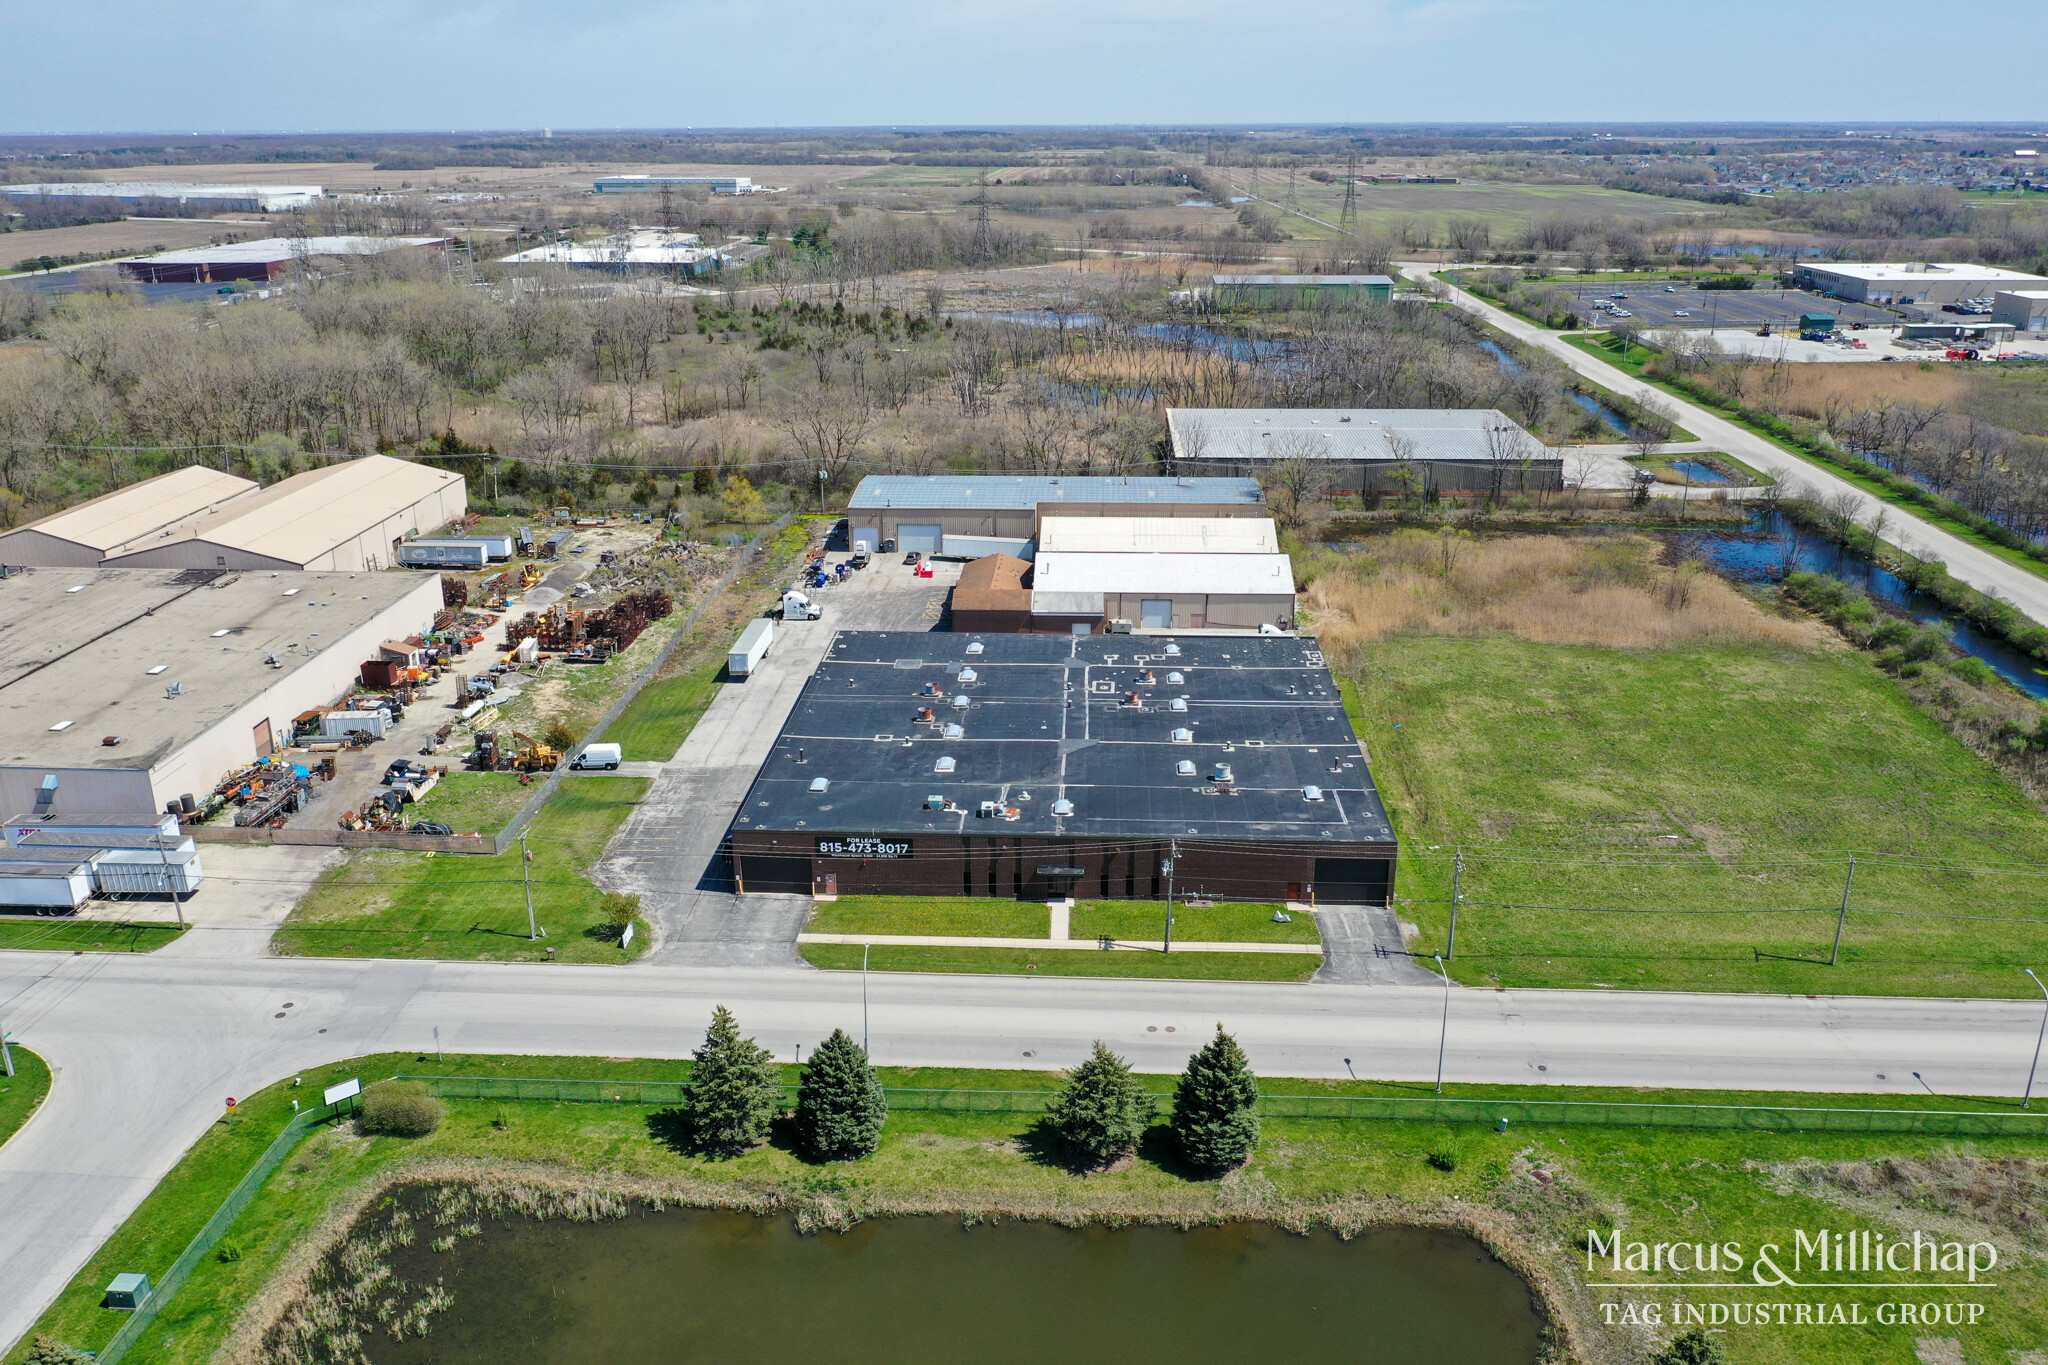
[[1568, 284, 1898, 330]]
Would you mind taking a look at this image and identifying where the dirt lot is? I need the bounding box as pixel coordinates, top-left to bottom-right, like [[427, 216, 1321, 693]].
[[0, 216, 255, 266]]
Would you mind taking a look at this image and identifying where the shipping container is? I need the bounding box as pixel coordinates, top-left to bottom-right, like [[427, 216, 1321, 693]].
[[729, 618, 774, 679], [543, 530, 574, 557], [0, 859, 93, 911], [92, 847, 205, 895]]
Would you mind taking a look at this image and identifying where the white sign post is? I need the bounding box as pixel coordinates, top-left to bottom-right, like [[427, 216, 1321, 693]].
[[323, 1077, 363, 1113]]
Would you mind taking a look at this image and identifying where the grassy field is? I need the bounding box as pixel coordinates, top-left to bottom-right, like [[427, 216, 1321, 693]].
[[799, 943, 1321, 981], [272, 777, 650, 962], [0, 1046, 49, 1151], [808, 896, 1052, 938], [1348, 634, 2048, 996], [0, 919, 186, 953], [17, 1050, 2048, 1365], [400, 772, 531, 835]]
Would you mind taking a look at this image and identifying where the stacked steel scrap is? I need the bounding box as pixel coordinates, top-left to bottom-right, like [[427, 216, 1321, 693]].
[[442, 578, 469, 609], [498, 590, 673, 654]]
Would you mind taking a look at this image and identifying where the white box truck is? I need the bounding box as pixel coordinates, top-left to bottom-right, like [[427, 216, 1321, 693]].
[[729, 618, 774, 680]]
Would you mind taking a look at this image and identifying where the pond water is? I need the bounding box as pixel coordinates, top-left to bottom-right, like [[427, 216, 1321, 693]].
[[1477, 339, 1522, 375], [1565, 390, 1632, 436], [371, 1209, 1544, 1365], [1669, 512, 2048, 699], [1666, 459, 1732, 485]]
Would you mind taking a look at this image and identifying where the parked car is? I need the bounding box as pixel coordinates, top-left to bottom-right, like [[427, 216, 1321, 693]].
[[903, 550, 922, 565]]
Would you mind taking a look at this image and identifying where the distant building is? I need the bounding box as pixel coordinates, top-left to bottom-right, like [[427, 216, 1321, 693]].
[[118, 236, 450, 284], [1791, 261, 2048, 307], [1167, 408, 1561, 497], [1992, 290, 2048, 334], [846, 475, 1267, 557], [593, 175, 760, 195], [1213, 275, 1393, 307], [497, 228, 723, 275], [1, 182, 323, 212]]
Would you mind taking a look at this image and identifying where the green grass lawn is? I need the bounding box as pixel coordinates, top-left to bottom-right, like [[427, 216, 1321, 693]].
[[402, 771, 531, 835], [808, 896, 1052, 938], [799, 943, 1321, 981], [0, 1046, 50, 1151], [0, 918, 186, 953], [272, 777, 650, 962], [1072, 900, 1318, 944], [17, 1051, 2048, 1365], [1350, 636, 2048, 996]]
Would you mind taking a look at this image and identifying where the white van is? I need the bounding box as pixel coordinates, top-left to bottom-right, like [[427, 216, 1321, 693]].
[[570, 742, 623, 771]]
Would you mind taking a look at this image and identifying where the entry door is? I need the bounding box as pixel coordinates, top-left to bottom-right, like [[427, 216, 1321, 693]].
[[1140, 599, 1172, 629], [252, 718, 274, 756], [898, 524, 943, 555]]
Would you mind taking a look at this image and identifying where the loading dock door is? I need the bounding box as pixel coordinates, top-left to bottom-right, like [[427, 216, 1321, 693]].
[[851, 527, 878, 553], [897, 524, 943, 555], [1140, 599, 1173, 629], [1314, 858, 1392, 907], [741, 855, 812, 894], [252, 718, 274, 756]]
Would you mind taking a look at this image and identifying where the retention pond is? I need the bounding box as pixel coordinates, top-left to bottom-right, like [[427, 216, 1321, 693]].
[[369, 1207, 1544, 1365]]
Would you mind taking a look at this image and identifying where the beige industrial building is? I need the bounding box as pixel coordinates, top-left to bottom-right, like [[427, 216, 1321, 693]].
[[1031, 550, 1296, 632], [846, 475, 1266, 559], [1791, 261, 2048, 307], [0, 567, 443, 817], [1166, 408, 1559, 496], [0, 466, 259, 569], [98, 456, 466, 572], [1993, 290, 2048, 334]]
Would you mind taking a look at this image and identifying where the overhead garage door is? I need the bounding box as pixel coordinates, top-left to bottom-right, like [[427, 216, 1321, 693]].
[[897, 524, 943, 555], [1314, 858, 1391, 907], [1140, 599, 1172, 629], [851, 526, 879, 553], [740, 855, 812, 895]]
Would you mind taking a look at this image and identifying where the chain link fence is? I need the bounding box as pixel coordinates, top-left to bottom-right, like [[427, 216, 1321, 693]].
[[400, 1075, 2048, 1137]]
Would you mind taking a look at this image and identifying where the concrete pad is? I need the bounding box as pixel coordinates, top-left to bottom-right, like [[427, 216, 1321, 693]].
[[146, 842, 343, 957]]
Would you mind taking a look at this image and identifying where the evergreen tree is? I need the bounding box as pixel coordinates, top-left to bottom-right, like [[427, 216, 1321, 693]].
[[1171, 1026, 1261, 1172], [683, 1005, 779, 1156], [1652, 1329, 1726, 1365], [795, 1028, 887, 1161], [1044, 1041, 1152, 1167]]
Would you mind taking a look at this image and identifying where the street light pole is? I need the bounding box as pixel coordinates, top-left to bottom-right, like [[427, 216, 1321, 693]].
[[818, 468, 828, 516], [1162, 839, 1177, 954], [155, 830, 184, 930], [1433, 950, 1451, 1096], [2025, 968, 2048, 1110], [862, 942, 872, 1054], [521, 835, 540, 941]]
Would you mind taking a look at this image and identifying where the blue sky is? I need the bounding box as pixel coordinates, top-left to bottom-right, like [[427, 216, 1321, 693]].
[[3, 0, 2040, 133]]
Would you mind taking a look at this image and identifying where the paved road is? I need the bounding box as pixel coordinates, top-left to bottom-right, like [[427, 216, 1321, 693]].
[[1407, 263, 2048, 628], [3, 947, 2044, 1356]]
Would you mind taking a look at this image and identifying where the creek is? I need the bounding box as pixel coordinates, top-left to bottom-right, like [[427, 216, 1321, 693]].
[[369, 1208, 1544, 1365]]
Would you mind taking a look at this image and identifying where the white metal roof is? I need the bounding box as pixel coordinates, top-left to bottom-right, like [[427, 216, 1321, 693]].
[[1037, 516, 1279, 554], [850, 475, 1263, 510], [1168, 408, 1534, 463], [1997, 290, 2048, 301], [101, 456, 461, 567], [0, 466, 257, 556], [1802, 262, 2048, 284], [498, 229, 717, 267], [123, 236, 448, 266], [1213, 274, 1393, 287], [1031, 550, 1296, 597], [1, 182, 322, 209]]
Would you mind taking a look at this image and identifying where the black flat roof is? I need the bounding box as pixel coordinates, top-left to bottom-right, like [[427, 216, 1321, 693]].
[[734, 632, 1395, 848]]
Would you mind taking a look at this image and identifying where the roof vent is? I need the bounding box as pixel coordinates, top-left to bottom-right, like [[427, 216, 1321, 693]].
[[1302, 785, 1325, 802], [1167, 671, 1183, 684], [146, 665, 167, 675], [809, 777, 829, 793], [1169, 698, 1188, 712], [935, 756, 956, 774], [1212, 762, 1233, 782], [48, 720, 73, 732], [165, 682, 184, 698], [1176, 759, 1196, 776], [943, 722, 964, 739], [1171, 727, 1192, 743], [1051, 798, 1075, 817], [952, 694, 970, 709], [1164, 643, 1181, 656], [210, 629, 231, 638], [958, 668, 977, 683], [966, 641, 984, 655]]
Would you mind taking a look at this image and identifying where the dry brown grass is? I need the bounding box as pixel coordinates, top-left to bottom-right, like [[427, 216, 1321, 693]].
[[1761, 362, 1966, 422], [1303, 531, 1818, 651], [1767, 1153, 2048, 1254]]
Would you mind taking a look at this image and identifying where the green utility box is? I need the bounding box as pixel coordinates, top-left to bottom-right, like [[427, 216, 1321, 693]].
[[1801, 313, 1836, 332], [104, 1272, 150, 1309]]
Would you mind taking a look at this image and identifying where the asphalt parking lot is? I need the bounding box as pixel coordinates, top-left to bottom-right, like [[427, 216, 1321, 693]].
[[1565, 285, 1898, 330]]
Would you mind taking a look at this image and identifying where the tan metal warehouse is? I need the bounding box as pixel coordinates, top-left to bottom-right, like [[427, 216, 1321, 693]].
[[0, 567, 444, 816], [99, 456, 466, 572], [0, 466, 259, 569], [1031, 550, 1296, 632]]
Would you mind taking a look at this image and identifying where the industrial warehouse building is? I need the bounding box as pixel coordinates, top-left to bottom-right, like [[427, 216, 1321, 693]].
[[497, 228, 724, 275], [1791, 262, 2048, 307], [2, 182, 323, 212], [593, 175, 761, 195], [846, 475, 1267, 559], [96, 455, 466, 572], [0, 567, 443, 818], [118, 236, 451, 284], [727, 632, 1396, 905], [1166, 408, 1560, 496], [0, 466, 259, 569], [1993, 290, 2048, 334], [1213, 274, 1393, 307]]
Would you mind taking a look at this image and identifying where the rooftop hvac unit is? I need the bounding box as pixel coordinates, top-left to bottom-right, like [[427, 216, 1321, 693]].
[[958, 668, 977, 683], [943, 723, 964, 739], [809, 777, 830, 793], [1167, 672, 1184, 685], [935, 756, 956, 774], [1169, 698, 1188, 712], [925, 793, 946, 810], [1212, 763, 1233, 782], [1302, 785, 1325, 802], [1164, 643, 1181, 656], [1171, 727, 1193, 743], [966, 641, 985, 655], [952, 695, 970, 709], [1176, 760, 1196, 776], [1051, 799, 1075, 817]]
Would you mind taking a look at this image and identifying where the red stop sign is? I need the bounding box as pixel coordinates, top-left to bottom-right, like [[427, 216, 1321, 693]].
[[225, 1097, 237, 1110]]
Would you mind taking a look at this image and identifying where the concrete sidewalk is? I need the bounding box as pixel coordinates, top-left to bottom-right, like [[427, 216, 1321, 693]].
[[797, 933, 1322, 954]]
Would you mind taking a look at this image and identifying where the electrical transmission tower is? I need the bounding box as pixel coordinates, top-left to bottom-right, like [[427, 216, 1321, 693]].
[[1286, 165, 1299, 212], [658, 184, 676, 231], [970, 175, 993, 265], [607, 212, 631, 278], [1337, 152, 1360, 234]]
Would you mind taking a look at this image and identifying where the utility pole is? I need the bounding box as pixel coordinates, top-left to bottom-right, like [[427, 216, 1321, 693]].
[[1447, 848, 1462, 960], [155, 829, 185, 930], [2025, 968, 2047, 1110], [1829, 853, 1855, 966], [521, 835, 542, 941], [862, 942, 872, 1053], [1163, 839, 1177, 954], [1, 1021, 13, 1079]]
